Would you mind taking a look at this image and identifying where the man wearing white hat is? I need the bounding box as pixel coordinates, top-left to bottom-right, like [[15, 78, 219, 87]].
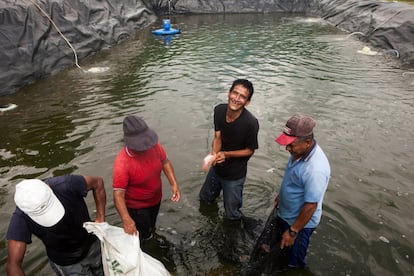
[[6, 174, 106, 275]]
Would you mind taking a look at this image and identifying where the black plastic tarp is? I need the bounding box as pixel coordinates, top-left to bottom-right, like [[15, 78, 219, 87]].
[[0, 0, 156, 97], [313, 0, 414, 66], [1, 0, 413, 96]]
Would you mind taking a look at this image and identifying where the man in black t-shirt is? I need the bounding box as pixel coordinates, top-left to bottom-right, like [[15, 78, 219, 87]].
[[199, 79, 259, 220], [6, 174, 106, 275]]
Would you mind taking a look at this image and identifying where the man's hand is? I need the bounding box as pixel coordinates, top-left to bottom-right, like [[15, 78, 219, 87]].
[[280, 230, 296, 249], [122, 216, 138, 235], [215, 151, 226, 164]]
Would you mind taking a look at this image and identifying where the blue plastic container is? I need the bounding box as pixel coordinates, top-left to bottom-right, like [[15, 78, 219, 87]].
[[152, 28, 181, 35], [152, 18, 181, 36], [162, 19, 171, 31]]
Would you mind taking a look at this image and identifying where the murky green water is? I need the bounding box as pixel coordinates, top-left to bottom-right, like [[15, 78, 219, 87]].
[[1, 13, 413, 275]]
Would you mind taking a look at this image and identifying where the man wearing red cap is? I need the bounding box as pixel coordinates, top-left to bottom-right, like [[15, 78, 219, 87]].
[[247, 114, 330, 274]]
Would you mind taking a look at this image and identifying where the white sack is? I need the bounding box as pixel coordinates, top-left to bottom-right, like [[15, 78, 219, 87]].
[[84, 222, 170, 276]]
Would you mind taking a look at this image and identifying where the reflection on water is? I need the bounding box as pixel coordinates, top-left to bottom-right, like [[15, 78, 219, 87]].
[[0, 13, 413, 275]]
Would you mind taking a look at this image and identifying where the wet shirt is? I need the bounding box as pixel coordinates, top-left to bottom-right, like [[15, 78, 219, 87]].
[[278, 143, 331, 228], [213, 103, 259, 180], [6, 174, 96, 266], [112, 142, 166, 209]]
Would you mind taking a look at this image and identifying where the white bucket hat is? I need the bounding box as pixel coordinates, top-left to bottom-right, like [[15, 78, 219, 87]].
[[14, 179, 65, 227]]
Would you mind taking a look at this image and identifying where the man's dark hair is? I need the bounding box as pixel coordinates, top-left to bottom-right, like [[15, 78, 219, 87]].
[[230, 79, 254, 100]]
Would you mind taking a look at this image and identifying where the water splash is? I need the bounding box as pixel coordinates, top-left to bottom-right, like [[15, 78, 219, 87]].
[[85, 67, 110, 73], [357, 46, 379, 56]]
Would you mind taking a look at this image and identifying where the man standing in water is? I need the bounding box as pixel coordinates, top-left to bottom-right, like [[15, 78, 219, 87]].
[[199, 79, 259, 220], [113, 115, 181, 242], [6, 174, 106, 275], [247, 114, 330, 274]]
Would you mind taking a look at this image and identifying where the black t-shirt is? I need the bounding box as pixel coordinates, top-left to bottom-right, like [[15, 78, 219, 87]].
[[6, 174, 96, 266], [213, 103, 259, 179]]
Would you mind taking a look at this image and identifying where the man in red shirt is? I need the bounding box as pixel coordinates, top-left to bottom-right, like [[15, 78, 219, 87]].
[[113, 115, 181, 241]]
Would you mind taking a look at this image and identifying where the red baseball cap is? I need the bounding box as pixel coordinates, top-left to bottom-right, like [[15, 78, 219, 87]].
[[275, 114, 315, 145]]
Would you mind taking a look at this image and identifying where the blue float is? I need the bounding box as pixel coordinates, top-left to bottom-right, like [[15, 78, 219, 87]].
[[152, 19, 181, 36]]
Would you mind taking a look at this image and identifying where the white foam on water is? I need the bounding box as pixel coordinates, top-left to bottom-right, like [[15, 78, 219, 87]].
[[295, 17, 325, 24], [379, 236, 390, 243], [86, 67, 110, 73], [357, 46, 380, 56]]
